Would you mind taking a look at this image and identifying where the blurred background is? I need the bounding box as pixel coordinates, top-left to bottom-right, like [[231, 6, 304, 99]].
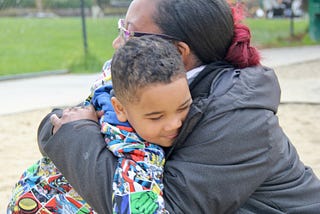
[[0, 0, 319, 76]]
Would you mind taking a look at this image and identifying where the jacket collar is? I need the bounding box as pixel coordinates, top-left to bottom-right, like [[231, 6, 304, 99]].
[[165, 61, 233, 158]]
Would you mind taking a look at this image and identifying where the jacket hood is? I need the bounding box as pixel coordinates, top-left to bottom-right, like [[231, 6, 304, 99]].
[[211, 65, 281, 115]]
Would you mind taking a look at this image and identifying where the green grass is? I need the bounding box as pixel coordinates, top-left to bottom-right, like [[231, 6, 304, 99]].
[[245, 18, 319, 48], [0, 17, 119, 75], [0, 17, 319, 76]]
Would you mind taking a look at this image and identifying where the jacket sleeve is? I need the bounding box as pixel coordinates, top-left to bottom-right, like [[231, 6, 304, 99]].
[[163, 108, 276, 213], [37, 110, 117, 214]]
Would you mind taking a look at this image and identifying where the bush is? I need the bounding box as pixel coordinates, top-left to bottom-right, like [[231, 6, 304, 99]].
[[0, 0, 92, 9], [44, 0, 92, 9]]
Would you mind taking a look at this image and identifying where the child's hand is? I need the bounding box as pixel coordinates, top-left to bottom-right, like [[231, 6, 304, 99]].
[[50, 105, 98, 134], [96, 109, 104, 119]]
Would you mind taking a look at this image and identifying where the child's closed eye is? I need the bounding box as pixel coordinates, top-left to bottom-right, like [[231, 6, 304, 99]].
[[147, 115, 163, 121]]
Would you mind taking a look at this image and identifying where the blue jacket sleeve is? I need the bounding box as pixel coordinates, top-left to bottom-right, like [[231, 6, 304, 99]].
[[91, 85, 130, 127]]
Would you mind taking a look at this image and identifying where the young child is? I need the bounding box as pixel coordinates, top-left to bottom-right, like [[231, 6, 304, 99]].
[[7, 36, 192, 214]]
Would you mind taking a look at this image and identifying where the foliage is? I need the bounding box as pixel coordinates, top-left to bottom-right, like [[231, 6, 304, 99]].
[[44, 0, 93, 9], [0, 0, 132, 9], [0, 0, 93, 9]]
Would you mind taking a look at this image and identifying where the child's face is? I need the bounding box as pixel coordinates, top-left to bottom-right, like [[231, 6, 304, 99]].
[[115, 77, 192, 147]]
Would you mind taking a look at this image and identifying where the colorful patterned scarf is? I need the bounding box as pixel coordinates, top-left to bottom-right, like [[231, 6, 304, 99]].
[[100, 120, 167, 214]]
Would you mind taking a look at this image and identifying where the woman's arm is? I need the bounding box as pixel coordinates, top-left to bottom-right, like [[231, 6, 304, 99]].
[[37, 107, 117, 214]]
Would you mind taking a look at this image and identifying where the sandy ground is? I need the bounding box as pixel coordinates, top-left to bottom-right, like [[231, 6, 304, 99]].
[[1, 62, 319, 212]]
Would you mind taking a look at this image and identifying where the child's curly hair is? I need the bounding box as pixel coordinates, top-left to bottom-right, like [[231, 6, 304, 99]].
[[111, 36, 186, 104]]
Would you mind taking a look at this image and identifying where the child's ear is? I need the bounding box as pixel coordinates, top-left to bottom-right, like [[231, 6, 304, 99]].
[[176, 41, 190, 57], [111, 97, 128, 122]]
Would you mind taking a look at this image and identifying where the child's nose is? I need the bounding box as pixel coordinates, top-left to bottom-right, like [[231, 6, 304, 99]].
[[164, 117, 182, 131]]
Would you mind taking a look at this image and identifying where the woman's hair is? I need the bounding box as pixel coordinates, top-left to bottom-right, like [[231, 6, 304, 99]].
[[111, 36, 185, 104], [154, 0, 260, 68], [224, 4, 260, 68]]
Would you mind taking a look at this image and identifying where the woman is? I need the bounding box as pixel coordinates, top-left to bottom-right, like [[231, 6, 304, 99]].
[[39, 0, 320, 213]]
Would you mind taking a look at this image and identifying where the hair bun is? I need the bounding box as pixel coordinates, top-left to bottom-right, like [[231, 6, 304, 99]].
[[225, 3, 260, 68]]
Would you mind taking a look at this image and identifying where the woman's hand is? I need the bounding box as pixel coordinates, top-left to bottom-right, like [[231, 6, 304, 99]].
[[50, 105, 103, 134]]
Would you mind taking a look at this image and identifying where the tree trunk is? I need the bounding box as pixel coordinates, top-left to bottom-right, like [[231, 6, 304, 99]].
[[35, 0, 43, 12]]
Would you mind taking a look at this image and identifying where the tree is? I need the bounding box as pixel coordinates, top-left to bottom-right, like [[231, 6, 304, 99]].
[[35, 0, 43, 12]]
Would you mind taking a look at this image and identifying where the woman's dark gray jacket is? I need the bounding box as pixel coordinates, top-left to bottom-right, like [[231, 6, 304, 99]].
[[38, 62, 320, 214]]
